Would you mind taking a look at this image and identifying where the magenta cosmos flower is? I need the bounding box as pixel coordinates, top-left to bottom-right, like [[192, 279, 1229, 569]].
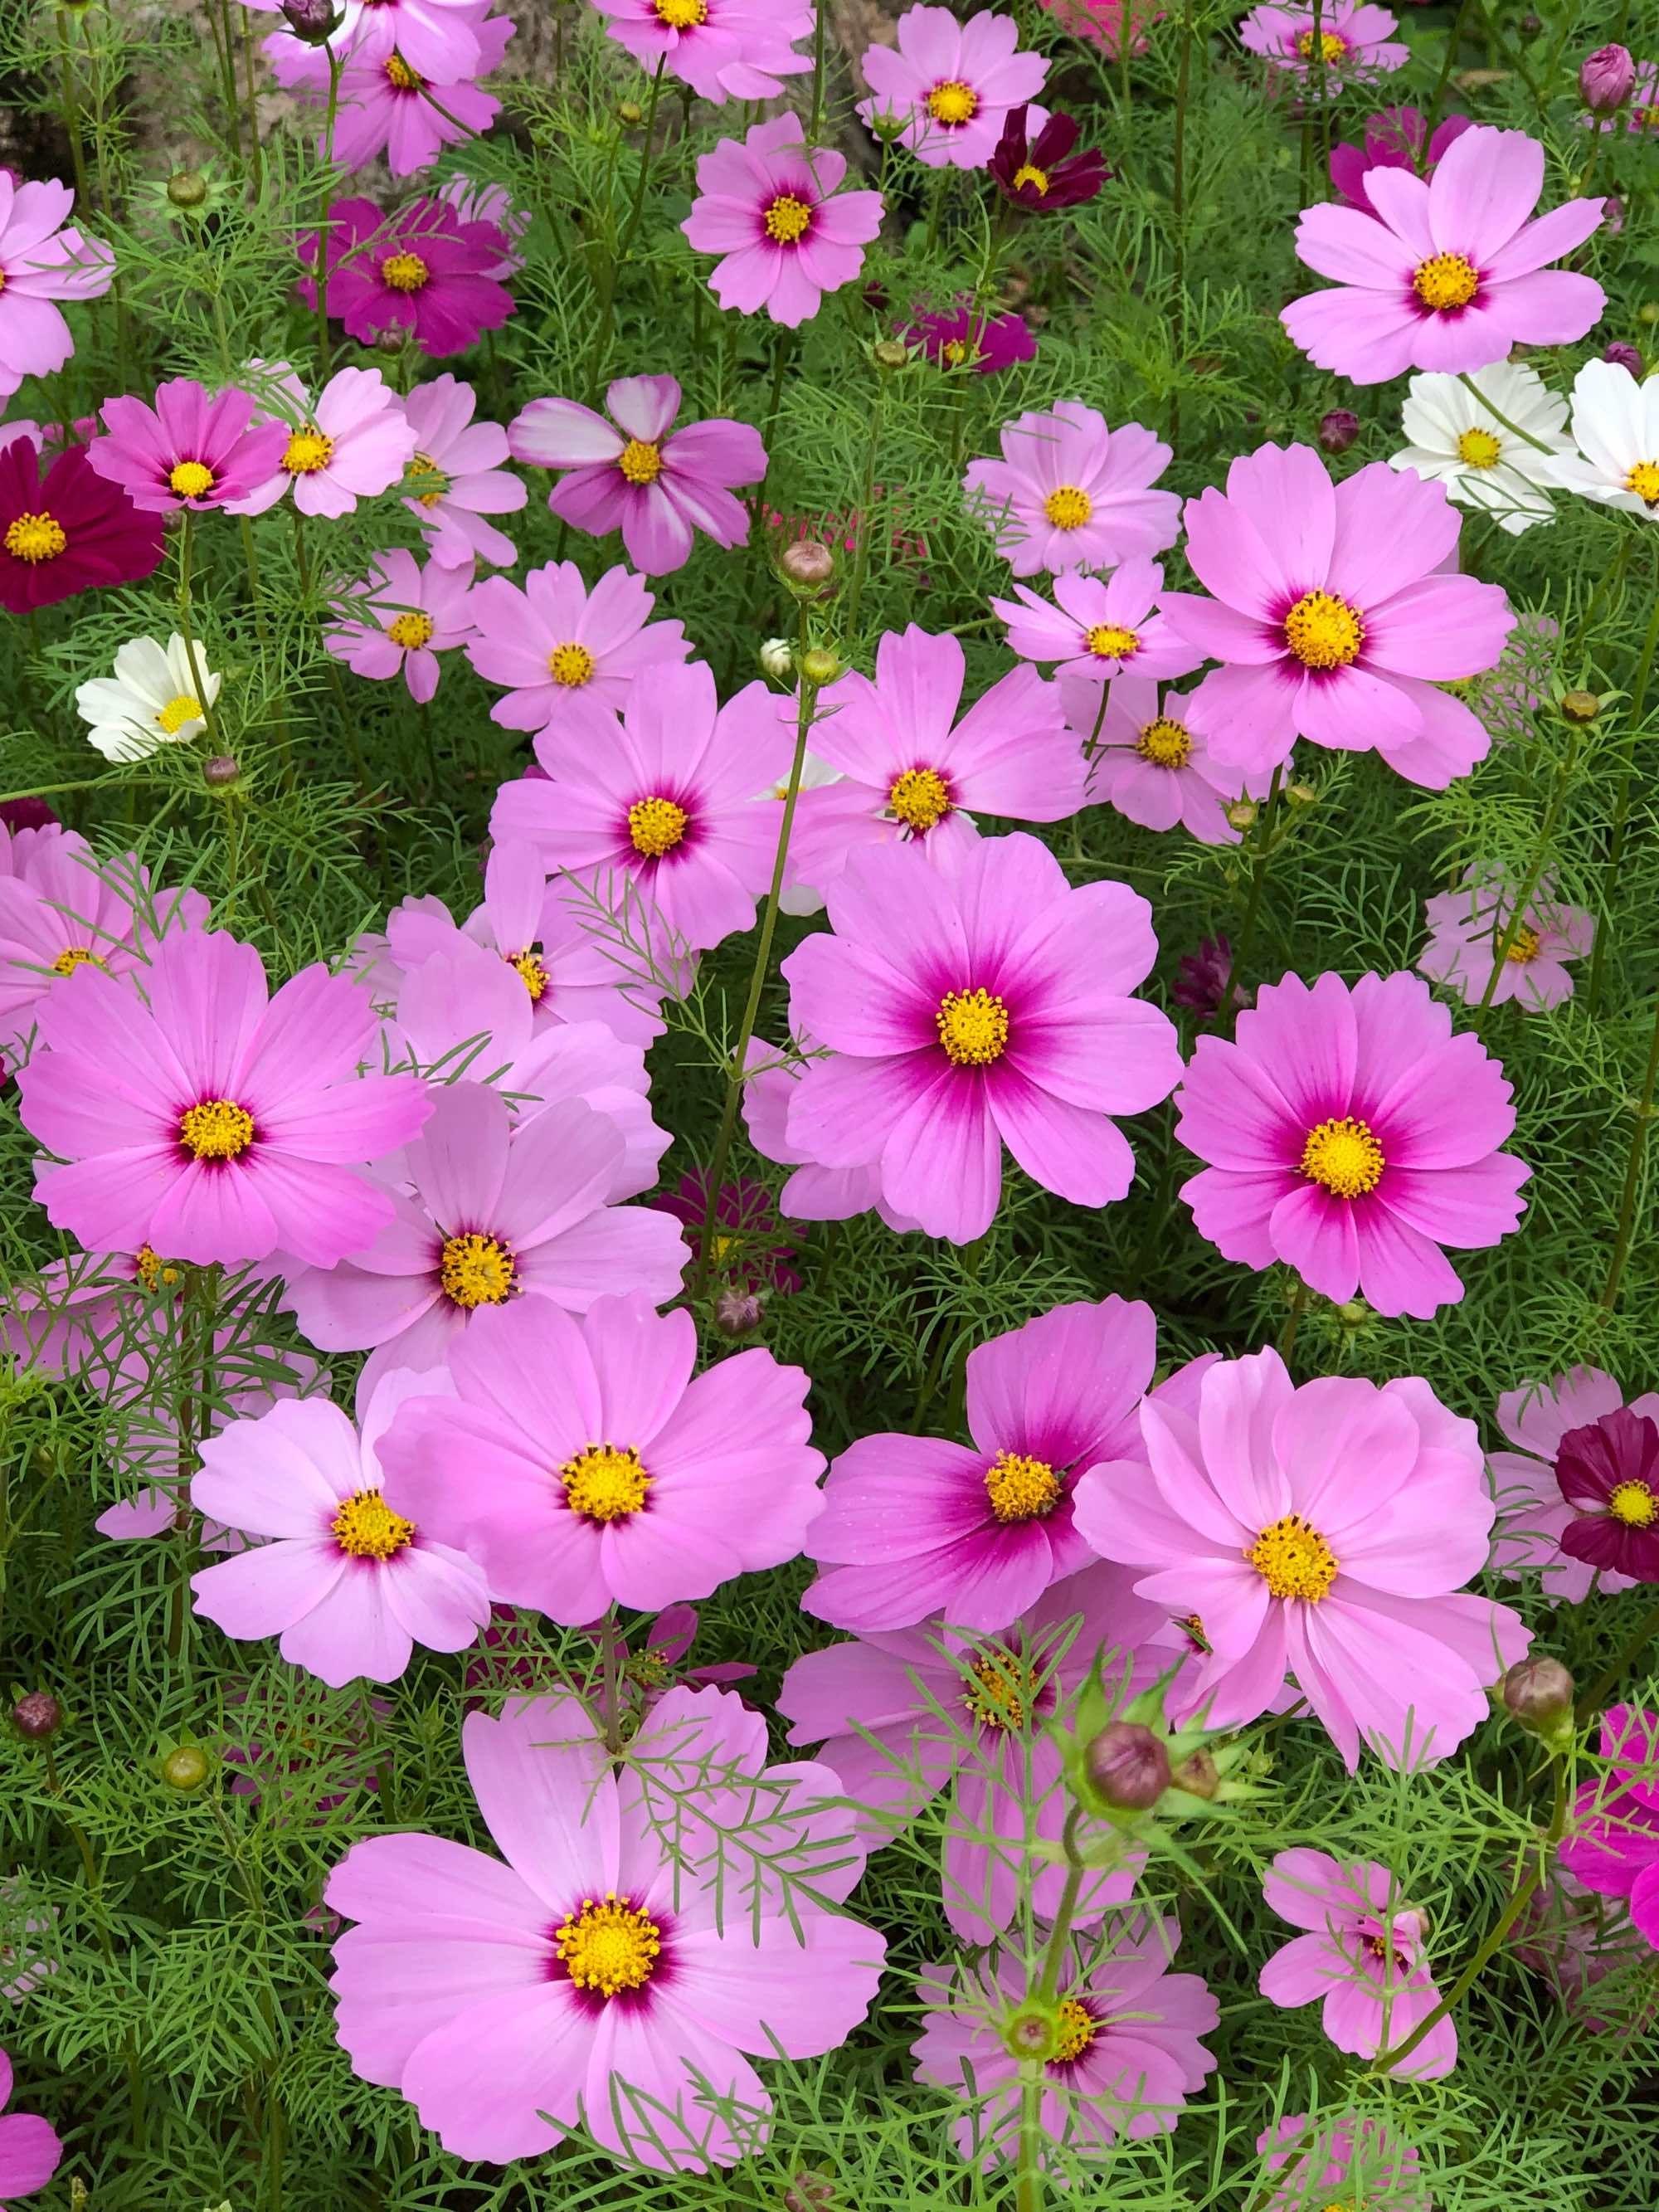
[[992, 557, 1200, 685], [781, 832, 1182, 1245], [398, 373, 525, 568], [1239, 1, 1406, 79], [1174, 970, 1529, 1318], [491, 660, 789, 956], [1258, 2114, 1428, 2212], [591, 0, 814, 103], [788, 625, 1083, 894], [378, 1291, 823, 1621], [0, 437, 164, 614], [1074, 1346, 1530, 1769], [1068, 675, 1262, 845], [511, 374, 766, 577], [1330, 105, 1473, 215], [465, 560, 689, 733], [1283, 125, 1605, 386], [804, 1296, 1157, 1634], [325, 1693, 885, 2168], [684, 115, 883, 329], [964, 401, 1179, 577], [907, 299, 1036, 374], [17, 928, 431, 1269], [191, 1372, 490, 1688], [298, 17, 510, 178], [0, 2050, 60, 2206], [915, 1920, 1217, 2167], [86, 378, 289, 513], [779, 1563, 1162, 1940], [0, 176, 114, 402], [326, 548, 476, 705], [1559, 1706, 1659, 1952], [280, 1082, 687, 1396], [1418, 865, 1593, 1012], [1490, 1368, 1650, 1605], [300, 196, 514, 355], [1160, 444, 1512, 788], [228, 364, 417, 520], [1259, 1849, 1455, 2078], [858, 6, 1048, 169], [1550, 1410, 1659, 1585]]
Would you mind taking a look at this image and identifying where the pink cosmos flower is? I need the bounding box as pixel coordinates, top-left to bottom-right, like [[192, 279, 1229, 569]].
[[1239, 1, 1406, 80], [964, 401, 1179, 577], [280, 1082, 686, 1393], [1069, 675, 1262, 845], [490, 661, 789, 956], [684, 114, 883, 329], [1329, 105, 1473, 215], [1418, 865, 1593, 1012], [859, 6, 1048, 168], [1259, 1849, 1455, 2078], [659, 1171, 799, 1295], [740, 1035, 916, 1229], [0, 177, 114, 402], [1490, 1368, 1649, 1605], [780, 832, 1183, 1245], [591, 0, 815, 103], [1074, 1346, 1530, 1769], [1559, 1708, 1659, 1953], [1588, 56, 1659, 130], [300, 196, 514, 355], [397, 373, 524, 567], [435, 175, 528, 277], [85, 378, 290, 513], [907, 299, 1037, 374], [1258, 2112, 1429, 2212], [1282, 126, 1605, 386], [286, 17, 511, 178], [378, 1292, 823, 1621], [17, 928, 431, 1269], [255, 0, 491, 80], [914, 1919, 1218, 2166], [0, 2049, 60, 2205], [510, 374, 766, 576], [1173, 969, 1530, 1318], [325, 1692, 885, 2168], [1037, 0, 1156, 55], [1160, 444, 1513, 788], [991, 558, 1201, 685], [804, 1297, 1157, 1635], [228, 364, 417, 520], [325, 548, 476, 705], [779, 1563, 1162, 1939], [787, 626, 1083, 895], [2, 1246, 184, 1381], [0, 816, 61, 879], [465, 560, 690, 733]]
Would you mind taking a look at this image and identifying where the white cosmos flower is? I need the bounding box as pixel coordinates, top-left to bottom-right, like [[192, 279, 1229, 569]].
[[75, 634, 222, 762], [752, 745, 844, 917], [1389, 363, 1573, 536], [1557, 357, 1659, 521]]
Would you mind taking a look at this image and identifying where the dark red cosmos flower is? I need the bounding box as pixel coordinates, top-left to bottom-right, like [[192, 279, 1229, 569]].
[[661, 1170, 800, 1295], [905, 299, 1037, 376], [989, 105, 1109, 213], [1555, 1408, 1659, 1582], [0, 437, 165, 614]]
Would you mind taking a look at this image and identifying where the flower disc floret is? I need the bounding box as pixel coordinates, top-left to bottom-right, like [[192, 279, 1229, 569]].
[[1249, 1512, 1339, 1601], [764, 193, 813, 244], [1051, 1997, 1096, 2063], [1284, 590, 1364, 670], [1626, 460, 1659, 506], [283, 426, 334, 475], [439, 1232, 516, 1308], [332, 1488, 415, 1560], [554, 1893, 663, 1997], [937, 987, 1009, 1065], [1088, 623, 1138, 659], [1301, 1114, 1385, 1198], [1609, 1480, 1658, 1527], [168, 460, 215, 499], [1044, 484, 1092, 530], [387, 611, 434, 650], [889, 765, 951, 831], [50, 946, 105, 976], [562, 1442, 651, 1523], [179, 1098, 255, 1161], [1136, 717, 1191, 768], [984, 1449, 1060, 1524], [1413, 252, 1480, 311], [927, 78, 978, 124], [381, 251, 431, 293], [1457, 426, 1502, 469], [628, 794, 688, 857], [4, 512, 66, 562], [618, 438, 662, 485]]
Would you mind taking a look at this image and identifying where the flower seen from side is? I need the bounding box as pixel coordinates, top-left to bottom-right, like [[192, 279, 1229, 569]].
[[397, 373, 527, 568]]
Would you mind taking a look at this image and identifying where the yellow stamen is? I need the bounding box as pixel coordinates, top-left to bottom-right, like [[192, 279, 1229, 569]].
[[380, 251, 431, 292], [282, 426, 334, 476], [764, 193, 813, 245], [941, 338, 972, 367], [927, 78, 978, 125], [331, 1488, 415, 1560], [1051, 1997, 1096, 2063], [387, 610, 434, 650], [1625, 460, 1659, 507], [1505, 924, 1540, 964], [385, 50, 422, 89], [155, 692, 203, 735], [554, 1893, 662, 1996], [888, 765, 951, 832], [168, 460, 216, 500], [1608, 1479, 1659, 1528], [1043, 485, 1092, 531], [1283, 589, 1364, 670], [3, 512, 66, 563], [1296, 28, 1346, 61], [135, 1245, 181, 1293], [1086, 623, 1137, 660], [548, 641, 596, 687], [1456, 426, 1502, 470], [178, 1099, 255, 1161], [1136, 716, 1191, 768], [439, 1232, 516, 1308], [508, 950, 548, 1001], [618, 438, 662, 485], [964, 1654, 1036, 1731], [1248, 1512, 1339, 1601], [1412, 252, 1480, 312], [562, 1442, 650, 1523], [984, 1450, 1060, 1524], [654, 0, 705, 22], [50, 946, 105, 977], [628, 795, 688, 858], [1301, 1114, 1384, 1198], [405, 451, 445, 507], [937, 987, 1009, 1066], [1011, 163, 1049, 194]]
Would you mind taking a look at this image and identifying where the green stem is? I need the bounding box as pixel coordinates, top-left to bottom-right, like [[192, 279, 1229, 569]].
[[241, 2, 265, 197], [844, 373, 889, 636], [1015, 1811, 1091, 2212], [1455, 370, 1568, 460], [1169, 0, 1195, 457], [809, 0, 827, 141], [614, 61, 669, 268], [1221, 765, 1285, 1011], [56, 15, 90, 209], [1599, 991, 1659, 1310], [1475, 723, 1583, 1016], [314, 43, 343, 391]]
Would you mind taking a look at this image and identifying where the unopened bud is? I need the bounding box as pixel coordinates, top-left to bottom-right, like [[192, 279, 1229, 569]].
[[1640, 302, 1659, 329], [167, 169, 208, 209], [871, 338, 909, 373], [616, 99, 644, 126], [1579, 43, 1636, 114], [1170, 1748, 1219, 1800], [779, 538, 835, 592], [1604, 339, 1642, 376], [759, 636, 794, 680], [1082, 1721, 1170, 1810], [12, 1692, 61, 1742], [1001, 2005, 1056, 2059], [1337, 1298, 1369, 1327], [161, 1745, 211, 1792], [1286, 780, 1317, 807], [1603, 196, 1627, 238], [375, 327, 405, 357], [280, 0, 341, 41], [713, 1288, 763, 1337], [781, 2171, 835, 2212], [202, 753, 241, 789], [1502, 1656, 1576, 1735], [1559, 690, 1601, 725], [1317, 407, 1360, 456], [1225, 798, 1258, 832], [798, 646, 841, 687]]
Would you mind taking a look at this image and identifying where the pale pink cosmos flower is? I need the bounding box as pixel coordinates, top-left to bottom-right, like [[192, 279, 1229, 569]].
[[0, 177, 114, 402], [1258, 1848, 1457, 2078], [1074, 1346, 1530, 1770], [1257, 2113, 1429, 2212], [684, 114, 884, 329], [465, 560, 690, 733], [326, 548, 476, 705], [964, 401, 1180, 577], [397, 374, 524, 567], [591, 0, 815, 103], [1557, 1706, 1659, 1956], [1282, 125, 1605, 386], [377, 1292, 824, 1622], [740, 1035, 917, 1229], [227, 364, 417, 521], [1239, 1, 1407, 80], [990, 558, 1202, 685], [1068, 675, 1265, 845], [1418, 865, 1594, 1012], [1488, 1367, 1650, 1605], [859, 5, 1048, 168], [253, 0, 491, 80], [510, 374, 766, 576], [85, 378, 290, 513]]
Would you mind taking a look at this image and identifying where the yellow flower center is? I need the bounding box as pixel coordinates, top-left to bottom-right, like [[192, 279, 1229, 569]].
[[964, 1654, 1037, 1731], [1505, 924, 1540, 964], [178, 1099, 255, 1161], [888, 764, 951, 831], [654, 0, 705, 22], [984, 1449, 1060, 1524], [941, 338, 972, 367], [1301, 1114, 1384, 1198], [1086, 623, 1138, 660], [1043, 485, 1093, 531], [1456, 426, 1502, 470], [1011, 163, 1049, 194], [1625, 460, 1659, 506], [1608, 1479, 1659, 1528], [439, 1232, 517, 1308], [1136, 717, 1191, 768], [927, 78, 979, 125], [562, 1442, 650, 1523], [385, 610, 433, 651], [548, 641, 596, 686], [1051, 1997, 1096, 2064], [331, 1488, 415, 1560], [1248, 1512, 1339, 1601], [282, 426, 334, 475], [1296, 27, 1346, 60], [628, 795, 688, 858], [135, 1245, 182, 1293], [381, 251, 431, 292], [508, 950, 548, 1001], [155, 692, 203, 734], [3, 512, 66, 563], [168, 460, 216, 499], [937, 987, 1009, 1066], [554, 1893, 663, 1997], [618, 438, 663, 486], [385, 49, 422, 89], [764, 193, 813, 245], [49, 946, 105, 977], [405, 451, 445, 507], [1284, 589, 1364, 670], [1412, 252, 1480, 312]]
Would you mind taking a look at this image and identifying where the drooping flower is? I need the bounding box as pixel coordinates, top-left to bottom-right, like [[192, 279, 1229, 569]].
[[290, 17, 510, 178], [1171, 934, 1249, 1022], [1559, 1707, 1659, 1952], [1073, 1346, 1530, 1768], [1258, 1849, 1454, 2077], [988, 105, 1107, 212], [1489, 1367, 1649, 1604], [299, 196, 515, 355], [1282, 125, 1604, 385], [591, 0, 815, 104], [804, 1298, 1158, 1634], [913, 1918, 1218, 2167], [17, 928, 432, 1268], [906, 299, 1036, 375], [490, 660, 789, 955], [0, 2049, 61, 2205], [963, 401, 1179, 577], [0, 177, 114, 402], [85, 378, 290, 513], [396, 373, 525, 567], [858, 6, 1048, 169], [0, 436, 165, 614], [780, 833, 1182, 1245], [228, 364, 418, 521], [1551, 1411, 1659, 1585], [991, 558, 1200, 685], [684, 114, 883, 329], [1418, 865, 1593, 1011], [75, 633, 222, 761], [1328, 105, 1473, 215], [465, 560, 690, 733], [1070, 675, 1263, 845], [325, 1692, 885, 2167], [325, 548, 477, 705], [1390, 363, 1574, 535], [1558, 357, 1659, 521], [1257, 2112, 1430, 2212], [1160, 443, 1514, 788], [1239, 1, 1407, 80], [510, 374, 766, 576], [740, 1035, 916, 1229], [1173, 970, 1529, 1317]]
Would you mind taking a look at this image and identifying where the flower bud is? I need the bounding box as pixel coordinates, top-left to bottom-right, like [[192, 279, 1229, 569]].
[[782, 2171, 835, 2212], [1317, 408, 1360, 456], [280, 0, 341, 41], [1224, 798, 1258, 832], [1082, 1721, 1170, 1810], [1170, 1747, 1219, 1800], [375, 327, 405, 357], [1001, 2005, 1057, 2059], [1642, 302, 1659, 329], [616, 98, 644, 125], [12, 1692, 61, 1742], [714, 1288, 763, 1336], [1604, 339, 1642, 376], [1503, 1656, 1576, 1739], [1559, 690, 1602, 725], [871, 338, 909, 373], [758, 636, 794, 680], [779, 538, 835, 592], [202, 753, 241, 789], [160, 1745, 211, 1792], [798, 646, 842, 687], [1580, 43, 1636, 114], [1286, 780, 1317, 807], [1603, 196, 1627, 238], [167, 169, 209, 210]]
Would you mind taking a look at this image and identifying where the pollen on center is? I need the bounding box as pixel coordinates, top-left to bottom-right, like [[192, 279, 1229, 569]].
[[548, 641, 596, 686], [1295, 27, 1346, 61], [178, 1097, 255, 1161], [439, 1231, 517, 1308], [3, 511, 67, 563], [554, 1893, 663, 1998], [1248, 1511, 1339, 1602], [927, 77, 979, 125], [50, 945, 106, 977], [1505, 924, 1541, 964], [1301, 1114, 1384, 1199], [1044, 484, 1093, 531], [1284, 589, 1364, 670], [764, 193, 814, 245], [1086, 623, 1138, 660], [628, 794, 688, 858], [562, 1441, 650, 1523], [1051, 1997, 1097, 2064], [889, 764, 951, 832], [618, 438, 662, 485], [380, 251, 431, 293], [984, 1449, 1061, 1524], [385, 50, 423, 90], [387, 611, 434, 650], [332, 1488, 416, 1561], [1625, 460, 1659, 507], [155, 692, 203, 734], [654, 0, 706, 25], [937, 987, 1009, 1066], [508, 948, 549, 1001], [168, 459, 216, 499], [1413, 251, 1480, 313], [1457, 426, 1502, 470], [1136, 717, 1191, 769], [1608, 1479, 1659, 1528], [282, 426, 334, 476], [1012, 163, 1049, 195]]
